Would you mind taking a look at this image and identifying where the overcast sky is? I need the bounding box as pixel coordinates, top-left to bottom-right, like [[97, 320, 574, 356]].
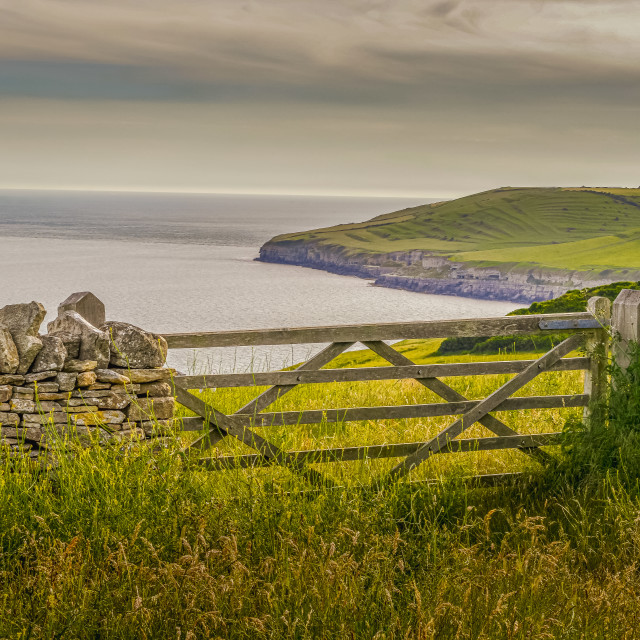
[[0, 0, 638, 197]]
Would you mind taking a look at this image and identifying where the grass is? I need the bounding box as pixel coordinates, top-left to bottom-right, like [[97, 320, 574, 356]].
[[265, 187, 640, 273], [2, 342, 640, 638]]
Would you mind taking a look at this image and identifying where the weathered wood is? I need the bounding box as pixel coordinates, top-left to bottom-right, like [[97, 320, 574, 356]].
[[176, 387, 333, 487], [611, 289, 640, 371], [363, 340, 555, 466], [178, 394, 587, 430], [162, 312, 600, 349], [583, 298, 611, 421], [200, 433, 563, 470], [387, 333, 585, 479], [175, 357, 590, 390]]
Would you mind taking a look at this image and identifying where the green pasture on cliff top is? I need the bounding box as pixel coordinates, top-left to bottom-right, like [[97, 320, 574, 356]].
[[269, 187, 640, 272]]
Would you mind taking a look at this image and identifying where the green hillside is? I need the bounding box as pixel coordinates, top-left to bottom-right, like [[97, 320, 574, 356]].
[[271, 187, 640, 271]]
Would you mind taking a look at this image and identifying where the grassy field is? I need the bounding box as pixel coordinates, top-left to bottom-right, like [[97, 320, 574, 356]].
[[5, 340, 640, 638], [267, 187, 640, 273]]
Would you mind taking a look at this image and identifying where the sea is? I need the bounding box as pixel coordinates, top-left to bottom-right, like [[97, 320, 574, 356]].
[[0, 190, 519, 372]]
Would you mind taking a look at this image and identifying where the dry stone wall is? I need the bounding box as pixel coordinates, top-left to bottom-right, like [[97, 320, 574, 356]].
[[0, 293, 175, 454]]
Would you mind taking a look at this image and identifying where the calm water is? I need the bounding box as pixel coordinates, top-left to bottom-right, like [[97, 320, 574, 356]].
[[0, 190, 519, 372]]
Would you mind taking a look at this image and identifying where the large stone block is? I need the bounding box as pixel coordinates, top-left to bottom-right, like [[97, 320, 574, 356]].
[[101, 321, 168, 369], [0, 302, 46, 373], [58, 292, 106, 328], [0, 413, 21, 427], [30, 335, 67, 373], [127, 397, 175, 421], [110, 368, 172, 383], [0, 385, 12, 403], [48, 311, 110, 368], [0, 328, 19, 374]]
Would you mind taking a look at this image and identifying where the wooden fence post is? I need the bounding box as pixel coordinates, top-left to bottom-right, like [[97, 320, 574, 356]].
[[611, 289, 640, 372], [583, 296, 611, 421]]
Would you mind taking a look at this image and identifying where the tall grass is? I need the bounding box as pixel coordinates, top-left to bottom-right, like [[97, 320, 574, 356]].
[[2, 345, 640, 638]]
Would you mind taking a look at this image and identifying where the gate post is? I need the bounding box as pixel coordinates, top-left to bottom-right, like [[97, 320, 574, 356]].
[[583, 296, 611, 421], [611, 289, 640, 372]]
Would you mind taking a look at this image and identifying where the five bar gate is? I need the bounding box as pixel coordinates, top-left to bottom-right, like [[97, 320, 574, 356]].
[[161, 296, 612, 488]]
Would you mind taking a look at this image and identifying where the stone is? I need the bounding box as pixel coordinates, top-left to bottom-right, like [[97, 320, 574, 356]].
[[0, 302, 46, 373], [58, 292, 106, 328], [137, 381, 173, 397], [101, 321, 168, 369], [63, 359, 98, 373], [0, 403, 9, 411], [14, 336, 44, 375], [64, 406, 100, 414], [92, 392, 131, 411], [51, 332, 81, 360], [72, 390, 111, 398], [0, 328, 19, 374], [127, 397, 175, 421], [0, 374, 24, 386], [48, 312, 110, 368], [0, 412, 20, 427], [56, 372, 77, 392], [88, 382, 111, 390], [22, 412, 68, 425], [67, 397, 100, 407], [12, 387, 35, 399], [1, 425, 42, 441], [111, 383, 140, 394], [70, 410, 126, 426], [140, 419, 176, 436], [28, 382, 59, 393], [25, 371, 58, 383], [77, 372, 97, 387], [30, 336, 67, 373], [110, 368, 173, 384], [95, 369, 130, 384], [0, 385, 11, 403], [10, 398, 36, 413], [34, 401, 63, 412], [37, 392, 69, 401]]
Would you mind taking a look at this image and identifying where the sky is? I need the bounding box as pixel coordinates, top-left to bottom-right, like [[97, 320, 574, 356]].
[[0, 0, 638, 198]]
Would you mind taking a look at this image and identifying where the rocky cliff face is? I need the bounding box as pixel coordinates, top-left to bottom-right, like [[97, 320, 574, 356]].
[[258, 241, 631, 303]]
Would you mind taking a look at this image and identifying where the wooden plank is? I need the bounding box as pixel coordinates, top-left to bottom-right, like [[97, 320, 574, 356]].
[[362, 340, 555, 467], [178, 393, 587, 430], [185, 341, 353, 450], [162, 312, 599, 349], [387, 333, 585, 480], [583, 298, 610, 422], [200, 432, 563, 470], [174, 357, 590, 390], [176, 387, 334, 487]]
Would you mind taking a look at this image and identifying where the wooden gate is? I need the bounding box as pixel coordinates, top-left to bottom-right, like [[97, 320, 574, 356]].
[[162, 297, 611, 487]]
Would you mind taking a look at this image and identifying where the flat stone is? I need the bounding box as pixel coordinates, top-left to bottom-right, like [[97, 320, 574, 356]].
[[111, 383, 140, 394], [10, 398, 36, 413], [140, 419, 176, 436], [87, 382, 111, 390], [0, 425, 42, 441], [66, 397, 96, 407], [36, 401, 63, 412], [25, 371, 58, 383], [0, 412, 20, 427], [70, 410, 126, 426], [36, 392, 69, 401], [127, 397, 175, 421], [111, 368, 173, 384], [72, 390, 111, 398], [12, 387, 35, 399], [0, 374, 24, 386], [0, 385, 11, 403], [95, 369, 130, 385], [92, 392, 131, 411], [137, 381, 173, 397], [0, 327, 19, 374], [64, 406, 100, 414], [28, 382, 59, 393], [56, 372, 77, 392], [30, 336, 67, 373], [14, 335, 43, 375], [22, 412, 68, 425], [63, 359, 98, 373], [101, 321, 168, 369], [0, 403, 9, 411], [77, 372, 97, 387], [48, 311, 110, 368]]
